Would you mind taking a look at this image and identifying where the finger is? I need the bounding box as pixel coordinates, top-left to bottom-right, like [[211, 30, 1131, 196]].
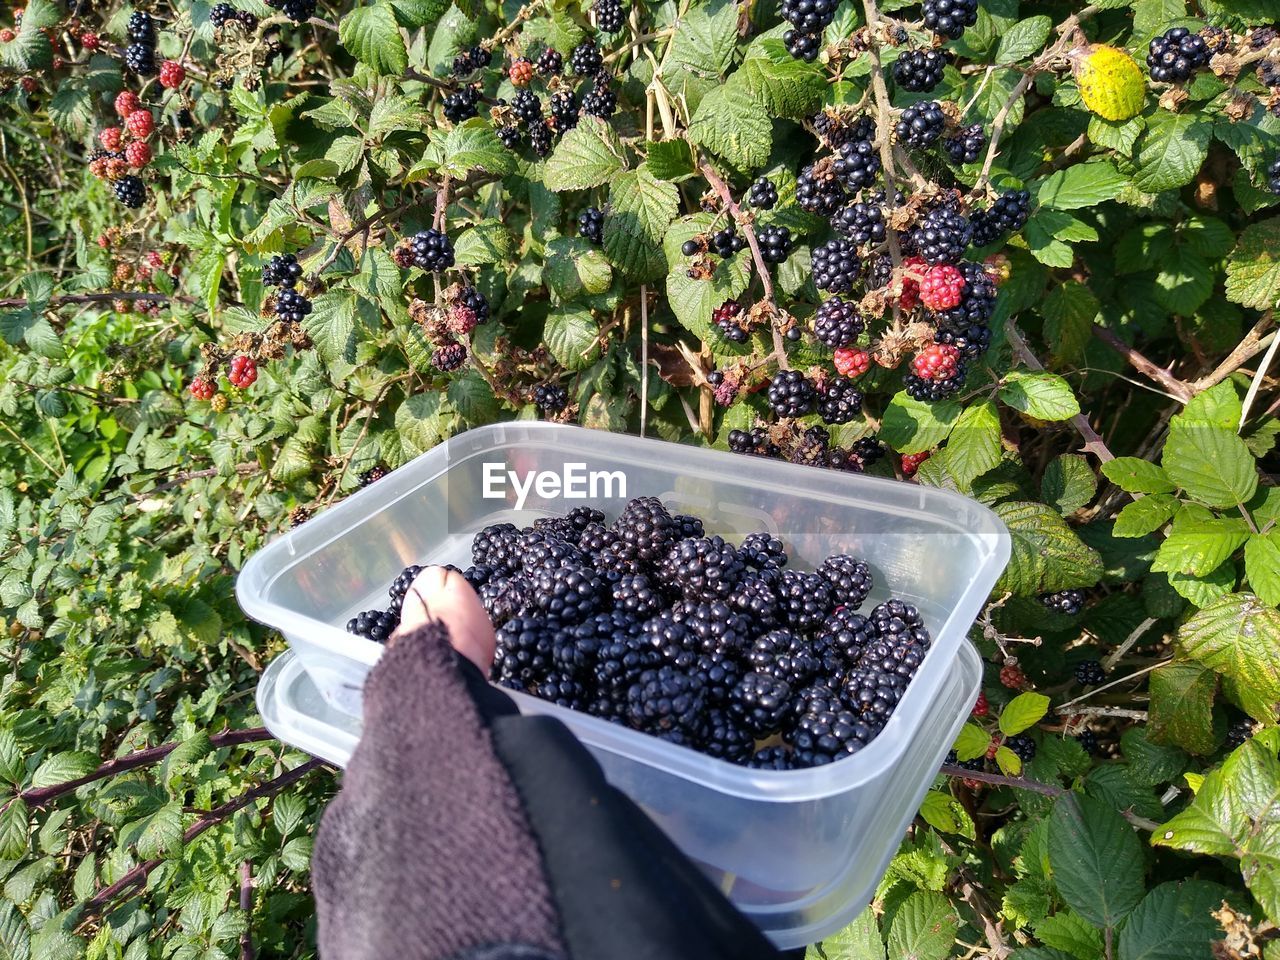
[[393, 566, 496, 673]]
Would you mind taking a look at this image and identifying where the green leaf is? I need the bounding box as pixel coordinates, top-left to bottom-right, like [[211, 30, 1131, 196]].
[[31, 752, 98, 789], [879, 393, 962, 454], [736, 40, 827, 119], [1181, 380, 1243, 430], [1047, 793, 1145, 929], [1244, 532, 1280, 608], [1117, 880, 1233, 960], [0, 730, 24, 785], [665, 0, 740, 79], [545, 237, 613, 301], [1000, 371, 1081, 422], [943, 399, 1001, 487], [1101, 458, 1176, 495], [1161, 421, 1258, 509], [1042, 282, 1099, 363], [604, 168, 678, 281], [0, 0, 53, 70], [388, 0, 448, 27], [1122, 727, 1189, 787], [1024, 215, 1076, 268], [818, 909, 884, 960], [1151, 517, 1251, 577], [885, 891, 957, 960], [996, 16, 1052, 63], [1041, 455, 1097, 516], [1148, 661, 1218, 754], [453, 220, 513, 266], [47, 82, 93, 137], [0, 800, 27, 861], [1154, 247, 1213, 314], [441, 119, 516, 178], [644, 140, 696, 181], [1034, 161, 1128, 211], [663, 218, 751, 339], [1132, 112, 1212, 194], [688, 84, 773, 171], [544, 306, 601, 371], [543, 117, 627, 191], [1225, 217, 1280, 311], [1113, 494, 1180, 538], [954, 723, 992, 762], [1001, 692, 1051, 736], [1178, 593, 1280, 722], [1088, 115, 1144, 154], [918, 791, 976, 838], [1036, 912, 1103, 960], [995, 744, 1022, 776], [993, 501, 1104, 596], [339, 2, 408, 75], [136, 802, 184, 859], [395, 392, 453, 457]]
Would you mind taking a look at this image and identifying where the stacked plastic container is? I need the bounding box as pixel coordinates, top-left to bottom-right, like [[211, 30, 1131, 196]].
[[239, 422, 1009, 948]]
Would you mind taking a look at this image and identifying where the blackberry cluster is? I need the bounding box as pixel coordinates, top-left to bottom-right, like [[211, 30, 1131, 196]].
[[784, 29, 822, 63], [709, 224, 748, 257], [276, 288, 312, 323], [812, 237, 861, 293], [280, 0, 317, 22], [833, 139, 881, 190], [578, 206, 605, 245], [922, 0, 977, 38], [768, 370, 817, 417], [911, 206, 972, 264], [534, 383, 569, 412], [944, 123, 986, 164], [497, 124, 521, 149], [410, 229, 455, 272], [1226, 718, 1256, 749], [817, 377, 863, 424], [262, 253, 303, 288], [895, 100, 946, 149], [1267, 156, 1280, 195], [936, 261, 997, 328], [813, 296, 864, 347], [757, 225, 793, 264], [535, 47, 563, 76], [442, 85, 481, 122], [797, 163, 848, 215], [1040, 588, 1087, 615], [512, 89, 542, 124], [832, 201, 885, 246], [971, 189, 1031, 245], [124, 11, 157, 76], [594, 0, 625, 33], [1147, 26, 1210, 83], [712, 299, 748, 342], [569, 40, 603, 76], [433, 343, 466, 371], [748, 177, 778, 209], [452, 45, 491, 77], [1004, 734, 1036, 762], [582, 75, 618, 118], [338, 498, 927, 768], [781, 0, 836, 61], [903, 367, 965, 401], [1074, 659, 1106, 686], [528, 121, 553, 157], [550, 90, 579, 130], [114, 175, 146, 208], [893, 50, 946, 92]]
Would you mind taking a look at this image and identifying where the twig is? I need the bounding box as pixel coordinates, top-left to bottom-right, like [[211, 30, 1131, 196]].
[[1191, 312, 1275, 394], [1006, 319, 1115, 462], [240, 861, 255, 960], [1056, 660, 1165, 711], [1092, 325, 1193, 403], [940, 765, 1064, 797], [860, 0, 904, 270], [1102, 617, 1158, 672], [84, 759, 324, 915], [1060, 705, 1149, 720], [0, 291, 193, 309], [640, 284, 650, 438], [1238, 315, 1280, 430]]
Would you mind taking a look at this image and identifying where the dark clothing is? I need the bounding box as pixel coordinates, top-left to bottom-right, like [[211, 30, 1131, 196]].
[[313, 621, 784, 960]]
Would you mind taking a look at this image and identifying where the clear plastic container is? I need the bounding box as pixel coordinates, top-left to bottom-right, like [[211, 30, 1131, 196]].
[[238, 422, 1009, 947]]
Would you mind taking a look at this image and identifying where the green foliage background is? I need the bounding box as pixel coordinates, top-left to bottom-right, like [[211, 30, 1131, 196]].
[[0, 0, 1279, 955]]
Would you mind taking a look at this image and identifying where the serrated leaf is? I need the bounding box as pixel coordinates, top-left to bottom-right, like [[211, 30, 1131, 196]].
[[880, 393, 962, 454], [31, 752, 98, 789], [0, 800, 27, 860], [993, 500, 1104, 596], [1000, 371, 1081, 422], [604, 168, 678, 281], [441, 119, 516, 178], [395, 392, 454, 457], [453, 220, 513, 266], [1244, 532, 1280, 608], [1225, 217, 1280, 311], [643, 139, 696, 181], [1117, 880, 1232, 960], [1149, 661, 1218, 754], [665, 0, 739, 79], [543, 117, 626, 191], [1151, 517, 1251, 577], [663, 218, 751, 339], [1113, 494, 1180, 538], [1161, 421, 1258, 509], [995, 744, 1023, 776], [136, 802, 184, 859], [996, 16, 1052, 63], [954, 723, 991, 762], [1036, 911, 1103, 960], [886, 891, 956, 960], [1101, 457, 1176, 495], [545, 237, 612, 301], [1034, 161, 1128, 211], [1001, 692, 1050, 736], [1088, 115, 1143, 154], [736, 40, 827, 119], [1041, 455, 1097, 516], [1178, 593, 1280, 721], [918, 791, 975, 838], [1047, 793, 1145, 929], [1133, 112, 1212, 194], [339, 2, 408, 75], [1154, 246, 1213, 314], [688, 84, 772, 171], [1042, 282, 1098, 363], [543, 306, 600, 371], [818, 909, 884, 960]]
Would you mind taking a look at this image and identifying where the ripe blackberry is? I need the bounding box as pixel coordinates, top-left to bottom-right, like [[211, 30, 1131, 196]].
[[493, 615, 558, 682], [673, 514, 704, 539], [535, 47, 563, 75], [1148, 26, 1210, 83], [904, 369, 965, 401], [781, 0, 838, 36], [1004, 734, 1036, 762], [594, 0, 625, 33], [776, 570, 833, 631], [611, 496, 678, 566], [730, 671, 793, 737], [127, 11, 156, 42], [347, 608, 399, 643], [627, 666, 704, 733], [796, 163, 847, 215], [670, 601, 753, 657], [768, 369, 817, 417], [1269, 157, 1280, 195], [922, 0, 977, 38], [359, 465, 388, 488], [281, 0, 316, 22], [816, 606, 876, 665], [911, 207, 972, 264], [411, 229, 455, 271], [530, 563, 607, 623], [481, 578, 536, 628], [712, 299, 748, 343], [512, 89, 542, 124], [531, 672, 587, 710], [611, 573, 664, 619], [971, 189, 1031, 245], [582, 77, 617, 118], [817, 377, 863, 425], [275, 288, 312, 323], [852, 435, 884, 466], [1041, 588, 1087, 615], [710, 225, 746, 258], [832, 139, 881, 190], [784, 30, 821, 63], [788, 706, 877, 765], [936, 262, 998, 327], [114, 175, 146, 208], [210, 3, 238, 26], [462, 564, 495, 590], [432, 342, 466, 371], [519, 529, 587, 576], [738, 532, 787, 571], [812, 297, 863, 349], [895, 100, 945, 149], [578, 206, 605, 245], [124, 43, 156, 76], [534, 383, 569, 413], [701, 709, 754, 763], [758, 225, 792, 264], [1074, 659, 1106, 686], [457, 285, 489, 325], [549, 90, 579, 130], [727, 576, 781, 627], [812, 237, 861, 293], [749, 746, 795, 769], [842, 666, 899, 728], [528, 120, 553, 157], [866, 253, 894, 291], [497, 124, 521, 148], [387, 564, 425, 613], [747, 629, 819, 689], [660, 536, 745, 602], [944, 123, 986, 164], [1076, 729, 1100, 755], [442, 85, 480, 123], [569, 39, 603, 76], [893, 49, 946, 92], [748, 177, 778, 209], [832, 202, 885, 247], [868, 599, 930, 648], [817, 555, 873, 607], [472, 522, 521, 570], [1226, 718, 1256, 748], [262, 254, 303, 290]]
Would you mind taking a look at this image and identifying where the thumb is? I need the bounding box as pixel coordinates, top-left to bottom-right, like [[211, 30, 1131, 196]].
[[393, 566, 496, 674]]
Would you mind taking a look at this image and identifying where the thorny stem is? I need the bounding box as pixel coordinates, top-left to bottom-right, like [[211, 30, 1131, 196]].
[[240, 861, 255, 960], [860, 0, 904, 270], [0, 291, 195, 309], [1092, 325, 1194, 402]]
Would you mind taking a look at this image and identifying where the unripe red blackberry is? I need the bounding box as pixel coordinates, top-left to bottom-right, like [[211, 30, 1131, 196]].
[[124, 140, 152, 167], [920, 264, 965, 311], [901, 450, 931, 476], [508, 57, 534, 86], [833, 347, 871, 378], [999, 662, 1025, 688], [0, 28, 13, 42], [126, 109, 155, 138], [159, 60, 185, 88], [99, 127, 123, 151], [971, 690, 988, 716], [114, 90, 141, 117], [189, 375, 218, 400], [228, 355, 258, 388]]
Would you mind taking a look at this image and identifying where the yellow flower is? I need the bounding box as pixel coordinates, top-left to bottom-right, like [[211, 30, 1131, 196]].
[[1070, 44, 1146, 121]]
